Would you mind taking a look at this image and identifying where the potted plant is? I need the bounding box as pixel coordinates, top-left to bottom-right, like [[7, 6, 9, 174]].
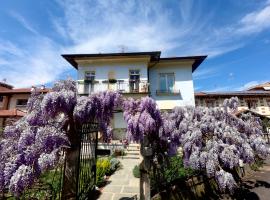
[[109, 79, 117, 84]]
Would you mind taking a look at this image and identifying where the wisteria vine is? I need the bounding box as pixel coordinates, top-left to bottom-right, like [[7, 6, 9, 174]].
[[0, 79, 269, 196], [0, 79, 121, 196], [123, 96, 270, 193]]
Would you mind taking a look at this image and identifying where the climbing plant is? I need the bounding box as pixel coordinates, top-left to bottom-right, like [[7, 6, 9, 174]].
[[0, 79, 269, 197]]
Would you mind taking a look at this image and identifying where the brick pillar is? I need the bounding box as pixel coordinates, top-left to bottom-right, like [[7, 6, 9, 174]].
[[2, 96, 10, 110]]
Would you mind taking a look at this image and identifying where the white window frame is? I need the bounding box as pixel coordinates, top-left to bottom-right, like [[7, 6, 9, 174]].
[[158, 73, 175, 92]]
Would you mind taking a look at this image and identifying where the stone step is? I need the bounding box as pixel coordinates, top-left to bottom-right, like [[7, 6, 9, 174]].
[[126, 152, 140, 156], [127, 149, 140, 152], [126, 146, 140, 150], [121, 155, 140, 159]]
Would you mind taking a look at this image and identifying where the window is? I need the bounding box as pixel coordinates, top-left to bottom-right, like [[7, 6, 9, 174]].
[[266, 99, 270, 107], [0, 96, 3, 102], [206, 99, 215, 107], [85, 71, 95, 81], [240, 100, 245, 106], [246, 100, 257, 109], [260, 98, 264, 106], [16, 99, 28, 107], [129, 70, 140, 92], [159, 73, 174, 92], [83, 71, 95, 94]]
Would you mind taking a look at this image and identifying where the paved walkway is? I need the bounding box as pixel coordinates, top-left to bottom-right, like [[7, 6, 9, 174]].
[[98, 144, 141, 200], [231, 159, 270, 200]]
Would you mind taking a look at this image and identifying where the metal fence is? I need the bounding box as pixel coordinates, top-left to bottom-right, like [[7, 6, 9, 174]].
[[76, 122, 99, 199], [0, 122, 99, 200], [263, 132, 270, 144]]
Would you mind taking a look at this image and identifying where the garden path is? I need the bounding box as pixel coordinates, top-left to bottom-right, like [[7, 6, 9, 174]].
[[98, 143, 141, 200], [225, 158, 270, 200]]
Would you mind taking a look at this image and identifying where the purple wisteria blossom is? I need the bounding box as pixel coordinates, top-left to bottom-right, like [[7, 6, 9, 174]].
[[0, 78, 269, 196], [0, 79, 121, 196]]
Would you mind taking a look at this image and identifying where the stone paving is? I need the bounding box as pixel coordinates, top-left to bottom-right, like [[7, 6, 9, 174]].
[[237, 159, 270, 200], [98, 144, 141, 200]]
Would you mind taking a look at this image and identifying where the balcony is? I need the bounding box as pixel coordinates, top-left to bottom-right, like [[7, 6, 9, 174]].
[[156, 89, 181, 96], [78, 80, 149, 95]]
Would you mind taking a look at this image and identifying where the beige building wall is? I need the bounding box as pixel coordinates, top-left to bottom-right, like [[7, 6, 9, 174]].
[[195, 96, 270, 117], [8, 94, 29, 111]]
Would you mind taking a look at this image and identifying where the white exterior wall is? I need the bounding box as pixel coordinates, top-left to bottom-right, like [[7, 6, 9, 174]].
[[149, 63, 195, 109], [113, 112, 126, 128], [76, 59, 197, 130], [77, 61, 148, 94], [77, 60, 149, 129]]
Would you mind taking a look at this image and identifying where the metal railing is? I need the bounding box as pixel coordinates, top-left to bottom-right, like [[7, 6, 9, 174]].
[[156, 89, 180, 95], [78, 80, 149, 95]]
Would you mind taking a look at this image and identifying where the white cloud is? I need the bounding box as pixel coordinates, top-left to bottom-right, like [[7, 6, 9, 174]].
[[205, 86, 231, 92], [0, 37, 70, 88], [56, 0, 270, 57], [236, 80, 268, 91], [9, 11, 39, 35], [0, 40, 25, 57], [56, 0, 184, 54], [1, 0, 270, 87], [193, 67, 219, 80], [237, 4, 270, 35]]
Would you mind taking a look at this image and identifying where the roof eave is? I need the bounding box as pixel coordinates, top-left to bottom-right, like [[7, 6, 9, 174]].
[[62, 51, 162, 69]]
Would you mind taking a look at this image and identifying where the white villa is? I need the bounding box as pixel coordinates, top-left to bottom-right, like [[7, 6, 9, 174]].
[[62, 51, 206, 138]]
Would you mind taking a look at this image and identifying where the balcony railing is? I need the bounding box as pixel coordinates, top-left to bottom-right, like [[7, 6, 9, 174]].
[[78, 80, 149, 95], [156, 89, 180, 96]]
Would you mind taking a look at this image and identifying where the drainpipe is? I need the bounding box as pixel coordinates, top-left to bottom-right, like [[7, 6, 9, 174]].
[[148, 58, 160, 97]]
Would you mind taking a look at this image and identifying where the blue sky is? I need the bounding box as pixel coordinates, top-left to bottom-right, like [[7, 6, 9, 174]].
[[0, 0, 270, 91]]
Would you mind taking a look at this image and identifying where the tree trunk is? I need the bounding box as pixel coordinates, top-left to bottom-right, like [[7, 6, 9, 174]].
[[61, 119, 81, 200], [140, 135, 152, 200]]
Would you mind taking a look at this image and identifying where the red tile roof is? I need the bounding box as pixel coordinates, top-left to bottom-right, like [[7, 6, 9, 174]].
[[195, 91, 270, 97], [247, 82, 270, 91], [0, 88, 50, 95]]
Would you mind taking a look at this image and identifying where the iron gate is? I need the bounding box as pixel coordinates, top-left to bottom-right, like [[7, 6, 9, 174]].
[[76, 122, 99, 199]]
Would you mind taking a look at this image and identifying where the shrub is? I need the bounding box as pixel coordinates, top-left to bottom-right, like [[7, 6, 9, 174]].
[[96, 157, 121, 187], [133, 165, 140, 178], [151, 155, 197, 190], [110, 158, 120, 173], [250, 157, 264, 171], [96, 158, 111, 187], [112, 148, 126, 157]]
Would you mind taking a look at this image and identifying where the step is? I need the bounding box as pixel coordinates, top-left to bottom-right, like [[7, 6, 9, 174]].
[[121, 156, 140, 160], [127, 146, 140, 150], [128, 143, 140, 147], [126, 152, 140, 156]]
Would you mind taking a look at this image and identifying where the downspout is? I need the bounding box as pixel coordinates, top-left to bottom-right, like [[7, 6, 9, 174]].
[[148, 57, 160, 97]]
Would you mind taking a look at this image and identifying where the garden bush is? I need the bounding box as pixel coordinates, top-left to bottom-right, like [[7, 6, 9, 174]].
[[133, 165, 140, 178], [250, 156, 264, 171], [109, 158, 120, 173], [112, 148, 126, 157], [96, 158, 111, 186], [151, 155, 197, 190], [132, 155, 196, 188], [96, 157, 121, 187]]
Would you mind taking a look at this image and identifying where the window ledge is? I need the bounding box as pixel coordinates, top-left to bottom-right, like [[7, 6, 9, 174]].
[[16, 105, 27, 107], [156, 90, 180, 96]]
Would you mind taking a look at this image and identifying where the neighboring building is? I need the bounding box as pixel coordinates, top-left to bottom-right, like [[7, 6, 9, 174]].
[[195, 82, 270, 118], [62, 51, 207, 138], [0, 82, 48, 127]]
